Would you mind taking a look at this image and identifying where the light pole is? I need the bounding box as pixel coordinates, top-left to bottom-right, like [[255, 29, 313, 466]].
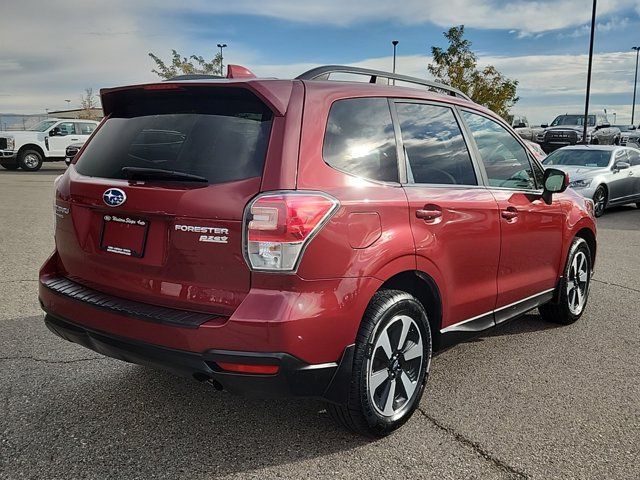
[[391, 40, 399, 85], [217, 43, 227, 76], [631, 46, 640, 125], [582, 0, 597, 144]]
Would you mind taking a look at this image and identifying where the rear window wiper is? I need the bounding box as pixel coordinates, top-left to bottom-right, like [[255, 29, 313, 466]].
[[122, 167, 208, 183]]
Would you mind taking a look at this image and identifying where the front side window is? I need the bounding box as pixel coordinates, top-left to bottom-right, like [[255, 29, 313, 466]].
[[396, 102, 476, 185], [56, 122, 75, 136], [462, 111, 536, 190], [28, 120, 57, 132], [626, 149, 640, 166], [323, 98, 398, 182]]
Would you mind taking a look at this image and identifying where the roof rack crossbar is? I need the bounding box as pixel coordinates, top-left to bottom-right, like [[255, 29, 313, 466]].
[[296, 65, 471, 101]]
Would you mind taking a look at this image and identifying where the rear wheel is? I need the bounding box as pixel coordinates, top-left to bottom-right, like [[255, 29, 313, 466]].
[[593, 185, 607, 217], [539, 237, 591, 325], [327, 290, 432, 437], [18, 149, 43, 171], [0, 160, 19, 170]]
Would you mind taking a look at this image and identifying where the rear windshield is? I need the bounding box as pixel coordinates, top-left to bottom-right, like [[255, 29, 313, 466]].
[[75, 87, 273, 183], [543, 149, 611, 168]]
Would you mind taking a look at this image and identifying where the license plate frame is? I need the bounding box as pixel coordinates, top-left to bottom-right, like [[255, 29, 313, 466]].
[[99, 214, 149, 258]]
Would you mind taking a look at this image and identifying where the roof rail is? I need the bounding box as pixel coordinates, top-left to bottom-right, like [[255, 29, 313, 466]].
[[296, 65, 471, 101]]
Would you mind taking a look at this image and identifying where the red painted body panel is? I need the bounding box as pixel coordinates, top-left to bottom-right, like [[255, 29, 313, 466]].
[[404, 186, 501, 329], [41, 76, 597, 378], [489, 190, 565, 308]]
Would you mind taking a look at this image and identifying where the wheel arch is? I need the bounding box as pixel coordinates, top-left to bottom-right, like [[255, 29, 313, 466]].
[[377, 270, 443, 350], [574, 227, 597, 269], [17, 143, 45, 159]]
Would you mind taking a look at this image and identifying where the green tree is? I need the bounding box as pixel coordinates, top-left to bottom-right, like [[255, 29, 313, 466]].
[[148, 49, 223, 79], [428, 26, 519, 118]]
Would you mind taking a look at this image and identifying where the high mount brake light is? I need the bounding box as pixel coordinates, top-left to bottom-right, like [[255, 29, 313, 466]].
[[244, 192, 339, 272]]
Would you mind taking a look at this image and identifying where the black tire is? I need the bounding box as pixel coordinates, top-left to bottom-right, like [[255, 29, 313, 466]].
[[592, 185, 607, 217], [539, 237, 591, 325], [327, 290, 432, 437], [18, 149, 43, 171], [0, 160, 19, 170]]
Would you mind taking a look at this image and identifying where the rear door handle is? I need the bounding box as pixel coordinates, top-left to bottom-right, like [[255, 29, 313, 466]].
[[70, 138, 79, 141], [416, 206, 442, 221], [501, 208, 518, 220]]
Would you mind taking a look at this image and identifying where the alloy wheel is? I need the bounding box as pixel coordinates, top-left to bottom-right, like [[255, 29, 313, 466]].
[[367, 315, 423, 417], [567, 250, 589, 315], [593, 188, 605, 217]]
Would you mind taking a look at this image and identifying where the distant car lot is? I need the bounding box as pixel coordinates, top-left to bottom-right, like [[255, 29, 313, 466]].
[[1, 164, 639, 479]]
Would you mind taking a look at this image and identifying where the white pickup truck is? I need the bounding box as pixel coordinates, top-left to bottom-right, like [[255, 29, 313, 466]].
[[0, 118, 99, 171]]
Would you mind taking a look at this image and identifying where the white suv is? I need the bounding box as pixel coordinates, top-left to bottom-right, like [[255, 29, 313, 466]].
[[0, 118, 99, 171]]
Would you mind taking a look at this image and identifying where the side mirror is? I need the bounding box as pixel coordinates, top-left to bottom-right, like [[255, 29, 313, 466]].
[[541, 124, 548, 128], [542, 168, 568, 203], [614, 161, 630, 171], [49, 127, 60, 137]]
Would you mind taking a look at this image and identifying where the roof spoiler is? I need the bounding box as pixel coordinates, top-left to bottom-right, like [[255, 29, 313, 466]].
[[227, 65, 256, 79]]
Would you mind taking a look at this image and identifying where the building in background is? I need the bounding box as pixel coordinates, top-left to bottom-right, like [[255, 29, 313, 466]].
[[47, 108, 104, 120]]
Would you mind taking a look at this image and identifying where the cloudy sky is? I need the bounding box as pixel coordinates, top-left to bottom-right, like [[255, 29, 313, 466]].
[[2, 0, 640, 124]]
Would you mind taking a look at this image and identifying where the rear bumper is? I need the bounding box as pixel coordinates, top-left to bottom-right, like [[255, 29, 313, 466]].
[[43, 312, 354, 403]]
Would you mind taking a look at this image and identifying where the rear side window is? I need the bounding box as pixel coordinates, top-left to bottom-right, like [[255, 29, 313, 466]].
[[76, 122, 96, 135], [323, 98, 398, 182], [75, 87, 273, 184], [396, 102, 477, 185]]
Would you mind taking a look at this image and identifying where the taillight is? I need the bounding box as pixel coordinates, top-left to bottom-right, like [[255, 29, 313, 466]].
[[244, 191, 339, 272]]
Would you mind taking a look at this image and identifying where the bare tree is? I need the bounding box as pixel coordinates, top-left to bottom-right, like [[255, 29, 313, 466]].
[[79, 88, 100, 119]]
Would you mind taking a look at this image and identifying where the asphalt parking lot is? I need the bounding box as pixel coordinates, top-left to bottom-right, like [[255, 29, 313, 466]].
[[1, 164, 639, 480]]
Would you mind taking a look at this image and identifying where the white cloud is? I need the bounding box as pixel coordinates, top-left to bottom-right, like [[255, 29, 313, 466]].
[[176, 0, 639, 34]]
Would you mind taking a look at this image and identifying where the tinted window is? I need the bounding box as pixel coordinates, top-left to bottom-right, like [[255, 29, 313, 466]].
[[323, 98, 398, 182], [396, 103, 476, 185], [551, 115, 595, 127], [76, 122, 96, 135], [627, 149, 640, 166], [462, 111, 536, 190], [75, 88, 272, 184], [57, 122, 75, 136], [543, 149, 611, 168]]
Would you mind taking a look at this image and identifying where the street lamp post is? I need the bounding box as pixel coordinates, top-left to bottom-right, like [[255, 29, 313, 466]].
[[217, 43, 227, 76], [391, 40, 399, 85], [582, 0, 597, 144], [631, 46, 640, 125]]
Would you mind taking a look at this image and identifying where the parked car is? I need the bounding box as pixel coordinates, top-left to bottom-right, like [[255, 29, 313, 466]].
[[65, 143, 83, 166], [510, 115, 542, 142], [615, 125, 640, 148], [0, 119, 98, 171], [542, 145, 640, 216], [40, 65, 597, 437], [524, 139, 547, 162], [536, 113, 620, 153]]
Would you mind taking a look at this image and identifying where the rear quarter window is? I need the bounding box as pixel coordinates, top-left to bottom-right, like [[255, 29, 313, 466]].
[[323, 97, 399, 182]]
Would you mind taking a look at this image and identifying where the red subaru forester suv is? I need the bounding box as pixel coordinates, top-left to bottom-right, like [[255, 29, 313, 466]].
[[40, 65, 596, 436]]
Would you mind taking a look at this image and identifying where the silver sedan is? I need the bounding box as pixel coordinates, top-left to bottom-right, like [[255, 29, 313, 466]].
[[542, 145, 640, 217]]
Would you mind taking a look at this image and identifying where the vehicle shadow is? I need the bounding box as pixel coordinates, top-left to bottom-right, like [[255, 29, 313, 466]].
[[27, 361, 368, 477]]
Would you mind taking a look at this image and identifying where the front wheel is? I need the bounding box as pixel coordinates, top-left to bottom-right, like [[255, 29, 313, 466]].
[[539, 237, 591, 325], [327, 290, 432, 437], [18, 149, 43, 171], [593, 185, 607, 217]]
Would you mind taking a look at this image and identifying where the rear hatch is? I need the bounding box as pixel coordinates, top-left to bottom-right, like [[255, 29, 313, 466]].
[[55, 84, 282, 315]]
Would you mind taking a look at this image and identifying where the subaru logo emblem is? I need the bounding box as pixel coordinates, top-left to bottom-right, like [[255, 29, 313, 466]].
[[103, 188, 126, 207]]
